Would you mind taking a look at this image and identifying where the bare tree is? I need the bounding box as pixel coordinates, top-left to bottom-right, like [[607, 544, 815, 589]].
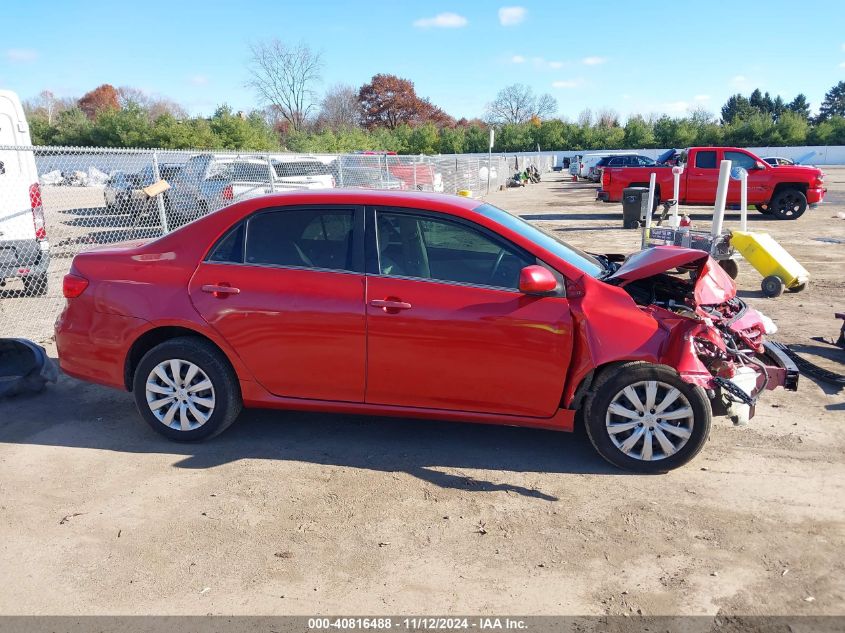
[[577, 109, 593, 127], [316, 84, 361, 131], [535, 93, 558, 120], [485, 84, 557, 124], [596, 108, 620, 128], [485, 84, 535, 124], [247, 40, 323, 132], [25, 90, 64, 124]]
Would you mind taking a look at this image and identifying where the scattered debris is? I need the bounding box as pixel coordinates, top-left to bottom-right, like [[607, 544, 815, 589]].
[[378, 542, 390, 547], [199, 587, 210, 595], [711, 572, 719, 577], [59, 512, 83, 525], [475, 522, 488, 535], [782, 569, 790, 576], [117, 530, 121, 538], [274, 551, 294, 559], [804, 596, 815, 603]]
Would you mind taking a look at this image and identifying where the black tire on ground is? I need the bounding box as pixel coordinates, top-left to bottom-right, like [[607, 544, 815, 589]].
[[769, 188, 807, 220], [132, 336, 242, 442], [755, 203, 772, 215], [761, 275, 786, 298], [719, 259, 740, 280], [22, 274, 48, 296], [582, 362, 712, 473]]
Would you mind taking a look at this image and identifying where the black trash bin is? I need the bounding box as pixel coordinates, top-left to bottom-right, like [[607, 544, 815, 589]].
[[622, 187, 649, 229]]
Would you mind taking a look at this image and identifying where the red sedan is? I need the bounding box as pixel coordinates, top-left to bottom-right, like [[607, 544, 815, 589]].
[[55, 190, 797, 472]]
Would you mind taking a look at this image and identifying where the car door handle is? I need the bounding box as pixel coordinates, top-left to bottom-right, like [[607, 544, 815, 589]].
[[201, 284, 240, 297], [370, 299, 412, 311]]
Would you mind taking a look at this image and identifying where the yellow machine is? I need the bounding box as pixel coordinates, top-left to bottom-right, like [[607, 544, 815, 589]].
[[730, 230, 810, 297]]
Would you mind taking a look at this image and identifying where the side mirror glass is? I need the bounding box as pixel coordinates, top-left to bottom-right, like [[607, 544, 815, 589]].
[[519, 265, 557, 295]]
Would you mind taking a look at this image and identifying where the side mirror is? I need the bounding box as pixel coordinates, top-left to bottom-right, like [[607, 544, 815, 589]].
[[519, 265, 557, 295]]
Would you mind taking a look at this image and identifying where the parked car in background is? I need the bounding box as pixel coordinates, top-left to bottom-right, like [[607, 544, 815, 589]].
[[339, 166, 404, 190], [577, 153, 609, 180], [56, 190, 798, 473], [164, 155, 335, 226], [590, 154, 656, 182], [104, 163, 183, 214], [763, 157, 794, 167], [598, 146, 826, 220], [0, 90, 49, 296]]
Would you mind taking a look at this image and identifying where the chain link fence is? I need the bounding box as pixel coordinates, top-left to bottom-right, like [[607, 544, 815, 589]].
[[0, 145, 553, 341]]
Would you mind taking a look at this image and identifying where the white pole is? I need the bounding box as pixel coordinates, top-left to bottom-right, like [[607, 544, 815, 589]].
[[671, 167, 682, 228], [712, 159, 731, 238], [151, 150, 169, 234], [487, 128, 494, 195], [740, 170, 748, 232], [643, 172, 656, 249]]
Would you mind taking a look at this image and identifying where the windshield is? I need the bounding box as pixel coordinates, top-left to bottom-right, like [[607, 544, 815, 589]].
[[475, 203, 605, 278]]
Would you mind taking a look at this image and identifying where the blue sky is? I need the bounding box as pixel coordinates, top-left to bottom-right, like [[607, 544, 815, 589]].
[[2, 0, 844, 121]]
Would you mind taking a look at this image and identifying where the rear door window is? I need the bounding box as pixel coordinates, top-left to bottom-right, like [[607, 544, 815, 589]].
[[245, 208, 356, 272], [694, 151, 718, 169]]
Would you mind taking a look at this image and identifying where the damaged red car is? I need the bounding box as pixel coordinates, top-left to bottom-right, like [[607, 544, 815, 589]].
[[55, 190, 798, 472]]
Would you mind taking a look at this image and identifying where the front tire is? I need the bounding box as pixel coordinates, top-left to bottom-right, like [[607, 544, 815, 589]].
[[769, 188, 807, 220], [132, 336, 242, 441], [583, 362, 712, 473]]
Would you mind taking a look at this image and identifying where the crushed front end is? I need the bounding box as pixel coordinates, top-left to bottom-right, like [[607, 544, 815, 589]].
[[606, 247, 799, 424]]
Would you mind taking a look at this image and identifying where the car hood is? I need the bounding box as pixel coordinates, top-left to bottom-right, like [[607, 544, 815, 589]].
[[607, 246, 736, 305]]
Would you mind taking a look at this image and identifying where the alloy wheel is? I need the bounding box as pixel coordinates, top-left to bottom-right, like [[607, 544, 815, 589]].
[[145, 359, 216, 432], [605, 380, 694, 461]]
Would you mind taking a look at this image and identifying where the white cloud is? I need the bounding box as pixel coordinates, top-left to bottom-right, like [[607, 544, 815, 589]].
[[498, 6, 526, 26], [582, 56, 606, 66], [731, 74, 748, 87], [511, 55, 526, 64], [548, 61, 564, 69], [552, 79, 581, 89], [842, 43, 845, 51], [693, 94, 711, 102], [662, 101, 690, 113], [6, 48, 38, 63], [413, 12, 468, 28], [840, 61, 845, 68], [189, 75, 209, 86]]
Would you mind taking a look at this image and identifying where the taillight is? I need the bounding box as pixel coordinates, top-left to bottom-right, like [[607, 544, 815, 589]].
[[222, 185, 233, 201], [603, 169, 611, 186], [30, 183, 47, 241], [63, 273, 89, 298]]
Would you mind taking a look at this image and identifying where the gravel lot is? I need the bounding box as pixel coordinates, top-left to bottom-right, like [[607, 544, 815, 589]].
[[0, 169, 843, 616]]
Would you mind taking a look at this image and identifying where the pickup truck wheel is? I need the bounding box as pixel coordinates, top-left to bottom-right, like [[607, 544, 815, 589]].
[[583, 362, 711, 473], [755, 204, 772, 215], [770, 189, 807, 220]]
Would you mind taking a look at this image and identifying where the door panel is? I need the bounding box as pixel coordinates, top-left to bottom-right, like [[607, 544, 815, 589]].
[[365, 275, 573, 417], [685, 150, 719, 203], [189, 263, 366, 402]]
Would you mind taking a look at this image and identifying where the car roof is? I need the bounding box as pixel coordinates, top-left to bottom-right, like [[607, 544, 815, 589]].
[[234, 189, 486, 212]]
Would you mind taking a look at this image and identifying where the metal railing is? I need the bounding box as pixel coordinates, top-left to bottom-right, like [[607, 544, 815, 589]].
[[0, 145, 553, 341]]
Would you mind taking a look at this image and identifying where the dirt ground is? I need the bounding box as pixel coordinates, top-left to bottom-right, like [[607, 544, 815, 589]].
[[0, 169, 843, 616]]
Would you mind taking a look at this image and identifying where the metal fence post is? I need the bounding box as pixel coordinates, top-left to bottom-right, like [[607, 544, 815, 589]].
[[266, 155, 276, 192], [337, 155, 344, 187], [151, 150, 169, 234]]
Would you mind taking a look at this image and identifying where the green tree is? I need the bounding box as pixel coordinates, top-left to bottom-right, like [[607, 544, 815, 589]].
[[787, 94, 811, 119], [818, 81, 845, 121], [407, 123, 439, 154], [623, 115, 655, 148], [721, 94, 756, 124]]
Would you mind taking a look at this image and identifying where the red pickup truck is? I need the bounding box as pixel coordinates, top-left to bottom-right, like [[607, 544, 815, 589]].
[[597, 147, 826, 220]]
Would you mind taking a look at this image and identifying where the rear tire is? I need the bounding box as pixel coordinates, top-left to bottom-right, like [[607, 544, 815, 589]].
[[132, 336, 242, 441], [583, 362, 711, 473]]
